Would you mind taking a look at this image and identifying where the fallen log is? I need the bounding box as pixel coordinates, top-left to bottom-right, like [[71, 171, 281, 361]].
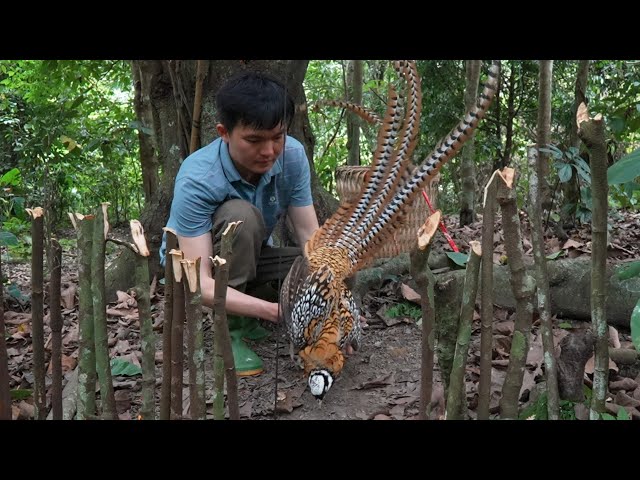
[[355, 256, 639, 328]]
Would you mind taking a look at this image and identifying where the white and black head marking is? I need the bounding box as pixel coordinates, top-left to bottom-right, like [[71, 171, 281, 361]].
[[308, 369, 334, 400]]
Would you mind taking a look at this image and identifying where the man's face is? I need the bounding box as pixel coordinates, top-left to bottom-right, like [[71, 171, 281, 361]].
[[217, 122, 285, 182]]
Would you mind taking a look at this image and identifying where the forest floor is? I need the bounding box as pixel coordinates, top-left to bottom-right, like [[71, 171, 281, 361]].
[[2, 209, 640, 420]]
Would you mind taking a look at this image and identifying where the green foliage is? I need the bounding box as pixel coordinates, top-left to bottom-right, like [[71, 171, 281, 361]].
[[446, 251, 469, 267], [304, 60, 404, 194], [519, 392, 578, 420], [608, 147, 640, 185], [0, 60, 142, 228], [385, 301, 422, 321], [631, 296, 640, 352], [543, 144, 595, 223], [617, 261, 640, 280], [10, 389, 32, 400], [545, 250, 564, 260], [110, 357, 142, 376], [601, 408, 631, 420]]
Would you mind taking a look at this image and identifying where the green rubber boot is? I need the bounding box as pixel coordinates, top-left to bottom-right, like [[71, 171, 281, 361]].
[[228, 316, 264, 376], [241, 317, 270, 341]]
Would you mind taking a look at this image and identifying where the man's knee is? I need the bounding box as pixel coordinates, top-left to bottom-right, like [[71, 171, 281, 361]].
[[213, 199, 266, 243], [212, 199, 265, 289]]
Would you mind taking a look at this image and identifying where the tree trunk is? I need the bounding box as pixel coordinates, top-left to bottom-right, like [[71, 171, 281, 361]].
[[346, 60, 363, 166], [493, 62, 516, 171], [459, 60, 481, 226], [106, 60, 335, 300], [561, 60, 590, 226], [536, 60, 553, 211]]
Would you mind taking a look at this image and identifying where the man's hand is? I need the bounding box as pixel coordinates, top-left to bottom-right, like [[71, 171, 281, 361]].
[[261, 302, 281, 324]]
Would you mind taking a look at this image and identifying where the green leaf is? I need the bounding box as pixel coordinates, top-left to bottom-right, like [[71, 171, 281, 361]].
[[110, 357, 142, 376], [0, 167, 21, 186], [546, 250, 564, 260], [608, 148, 640, 185], [609, 116, 626, 135], [617, 261, 640, 280], [572, 158, 592, 185], [600, 413, 616, 420], [446, 252, 469, 267], [617, 407, 630, 420], [631, 296, 640, 351], [558, 322, 573, 329], [558, 164, 573, 183], [10, 389, 32, 400], [0, 231, 18, 246], [7, 283, 29, 303]]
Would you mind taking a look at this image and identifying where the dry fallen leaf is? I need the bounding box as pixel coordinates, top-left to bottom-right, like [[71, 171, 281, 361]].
[[401, 283, 421, 304], [60, 284, 77, 310], [584, 355, 618, 374]]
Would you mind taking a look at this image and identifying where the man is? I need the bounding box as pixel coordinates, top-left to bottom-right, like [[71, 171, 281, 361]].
[[160, 71, 319, 376]]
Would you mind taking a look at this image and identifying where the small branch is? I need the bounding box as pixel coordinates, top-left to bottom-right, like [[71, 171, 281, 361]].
[[577, 103, 609, 419], [92, 205, 117, 420], [189, 60, 208, 154], [106, 237, 139, 254], [49, 239, 63, 420], [478, 171, 498, 420], [0, 239, 10, 420], [182, 258, 206, 419], [446, 241, 482, 420], [411, 211, 441, 420], [131, 220, 155, 420], [496, 168, 536, 419], [527, 146, 560, 419], [27, 207, 46, 420], [160, 229, 177, 420], [75, 214, 96, 420], [212, 220, 242, 420], [169, 249, 185, 420]]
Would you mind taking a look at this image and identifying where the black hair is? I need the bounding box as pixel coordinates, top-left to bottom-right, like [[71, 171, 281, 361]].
[[216, 71, 295, 133]]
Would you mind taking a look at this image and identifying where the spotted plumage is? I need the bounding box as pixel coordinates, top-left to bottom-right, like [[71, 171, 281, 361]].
[[281, 60, 500, 400]]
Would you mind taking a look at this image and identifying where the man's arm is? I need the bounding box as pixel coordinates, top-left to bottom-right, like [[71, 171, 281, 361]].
[[287, 204, 319, 253], [177, 232, 280, 323]]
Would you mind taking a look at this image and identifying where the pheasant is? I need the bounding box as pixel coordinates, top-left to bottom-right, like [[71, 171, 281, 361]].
[[281, 60, 500, 400]]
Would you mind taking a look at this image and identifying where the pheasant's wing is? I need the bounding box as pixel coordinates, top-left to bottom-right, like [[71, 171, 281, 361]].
[[339, 288, 361, 351], [280, 255, 309, 340]]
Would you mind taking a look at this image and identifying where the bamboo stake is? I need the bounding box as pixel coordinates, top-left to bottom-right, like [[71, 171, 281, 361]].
[[49, 238, 63, 420], [211, 220, 242, 420], [182, 258, 205, 419], [92, 203, 117, 419], [130, 220, 155, 420], [527, 146, 560, 419], [577, 103, 609, 419], [411, 211, 440, 420], [0, 242, 10, 420], [27, 207, 46, 420], [160, 228, 177, 420], [446, 241, 482, 420], [169, 248, 185, 419], [478, 170, 498, 420], [496, 168, 536, 419], [73, 213, 97, 420]]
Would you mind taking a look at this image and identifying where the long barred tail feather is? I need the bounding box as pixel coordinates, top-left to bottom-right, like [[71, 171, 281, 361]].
[[306, 60, 500, 274], [352, 60, 500, 271]]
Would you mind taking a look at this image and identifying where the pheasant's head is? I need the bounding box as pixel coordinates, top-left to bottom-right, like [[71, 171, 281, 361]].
[[308, 369, 334, 400], [300, 341, 344, 400]]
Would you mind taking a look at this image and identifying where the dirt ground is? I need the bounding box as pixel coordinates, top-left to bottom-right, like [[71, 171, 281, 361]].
[[2, 211, 640, 420]]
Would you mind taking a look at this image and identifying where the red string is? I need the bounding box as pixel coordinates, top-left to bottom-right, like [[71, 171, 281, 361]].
[[421, 190, 459, 252]]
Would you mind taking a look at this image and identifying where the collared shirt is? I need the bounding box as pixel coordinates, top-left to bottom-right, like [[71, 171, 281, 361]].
[[159, 135, 312, 265]]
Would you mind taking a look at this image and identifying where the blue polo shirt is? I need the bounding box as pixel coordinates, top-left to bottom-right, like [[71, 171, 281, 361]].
[[159, 135, 313, 265]]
